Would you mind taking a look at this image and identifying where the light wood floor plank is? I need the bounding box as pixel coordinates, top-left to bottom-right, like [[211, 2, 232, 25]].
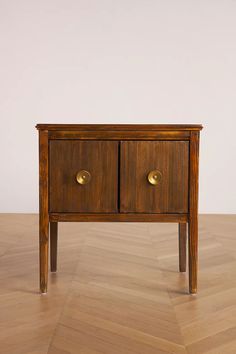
[[0, 214, 236, 353]]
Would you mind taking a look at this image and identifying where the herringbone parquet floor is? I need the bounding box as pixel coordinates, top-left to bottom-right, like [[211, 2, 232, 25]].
[[0, 214, 236, 354]]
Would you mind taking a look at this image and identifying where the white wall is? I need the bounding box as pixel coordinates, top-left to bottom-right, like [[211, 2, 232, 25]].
[[0, 0, 235, 213]]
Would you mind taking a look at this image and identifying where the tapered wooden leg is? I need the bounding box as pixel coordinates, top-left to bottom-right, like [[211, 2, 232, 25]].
[[39, 218, 49, 294], [178, 223, 187, 272], [50, 222, 58, 272], [188, 218, 198, 294]]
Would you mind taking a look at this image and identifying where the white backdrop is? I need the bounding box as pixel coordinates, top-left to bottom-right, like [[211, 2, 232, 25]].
[[0, 0, 235, 213]]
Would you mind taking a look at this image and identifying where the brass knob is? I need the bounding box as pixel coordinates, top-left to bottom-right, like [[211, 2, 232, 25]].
[[76, 170, 91, 185], [147, 170, 162, 186]]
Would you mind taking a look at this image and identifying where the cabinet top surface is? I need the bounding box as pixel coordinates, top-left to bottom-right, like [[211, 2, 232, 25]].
[[36, 124, 203, 131]]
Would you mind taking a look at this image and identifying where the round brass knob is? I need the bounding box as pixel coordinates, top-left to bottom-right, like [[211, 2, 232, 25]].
[[76, 170, 91, 185], [147, 170, 162, 186]]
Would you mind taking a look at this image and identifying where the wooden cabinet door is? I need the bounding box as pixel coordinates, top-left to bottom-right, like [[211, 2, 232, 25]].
[[120, 141, 189, 213], [50, 141, 118, 212]]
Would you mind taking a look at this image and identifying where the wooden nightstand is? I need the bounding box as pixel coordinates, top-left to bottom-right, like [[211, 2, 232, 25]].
[[36, 124, 203, 294]]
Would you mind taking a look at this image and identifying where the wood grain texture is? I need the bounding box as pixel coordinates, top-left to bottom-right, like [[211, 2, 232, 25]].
[[50, 222, 58, 272], [36, 123, 203, 131], [39, 130, 49, 293], [188, 131, 200, 294], [48, 130, 190, 140], [1, 214, 236, 354], [37, 124, 202, 295], [179, 223, 187, 272], [49, 140, 118, 213], [49, 213, 188, 223], [120, 141, 189, 213]]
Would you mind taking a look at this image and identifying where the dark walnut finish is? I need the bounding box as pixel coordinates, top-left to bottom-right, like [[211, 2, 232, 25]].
[[120, 141, 189, 213], [50, 140, 118, 213], [36, 124, 202, 294]]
